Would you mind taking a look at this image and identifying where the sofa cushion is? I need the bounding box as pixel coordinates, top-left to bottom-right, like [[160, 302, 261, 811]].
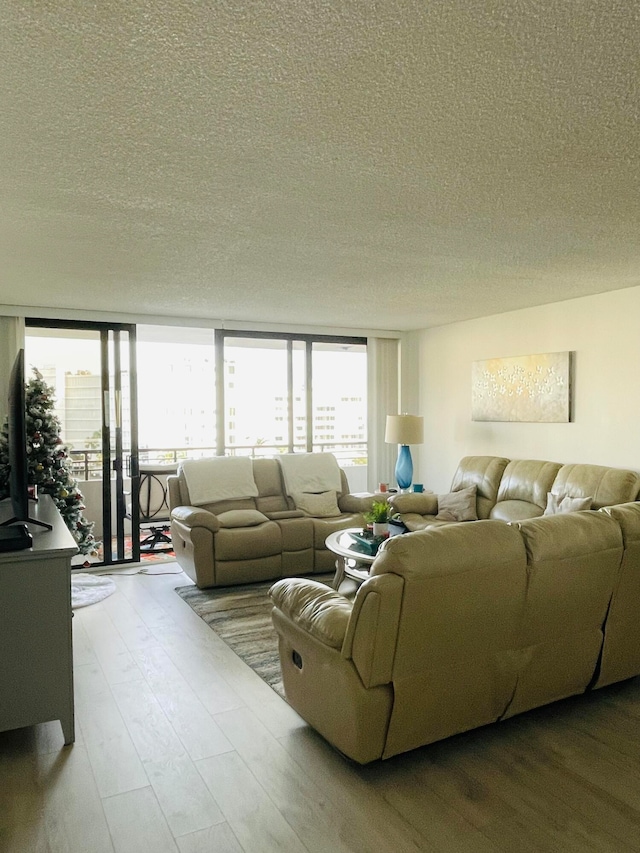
[[371, 520, 528, 758], [217, 509, 270, 528], [449, 456, 510, 519], [504, 511, 623, 718], [437, 486, 478, 522], [276, 516, 314, 552], [543, 493, 593, 516], [596, 502, 640, 687], [491, 499, 546, 523], [551, 463, 640, 510], [253, 458, 291, 514], [495, 459, 563, 511], [215, 521, 282, 560], [292, 490, 341, 518]]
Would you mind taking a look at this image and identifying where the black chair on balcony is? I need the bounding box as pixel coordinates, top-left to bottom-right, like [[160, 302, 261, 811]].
[[136, 463, 178, 553]]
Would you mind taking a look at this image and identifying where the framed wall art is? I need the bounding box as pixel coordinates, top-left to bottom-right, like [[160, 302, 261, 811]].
[[471, 351, 572, 423]]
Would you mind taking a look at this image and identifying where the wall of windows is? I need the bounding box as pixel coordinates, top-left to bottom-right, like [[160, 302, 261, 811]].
[[215, 332, 368, 472], [24, 324, 368, 493]]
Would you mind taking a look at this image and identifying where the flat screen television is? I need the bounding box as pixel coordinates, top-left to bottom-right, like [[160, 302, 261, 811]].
[[1, 349, 51, 530]]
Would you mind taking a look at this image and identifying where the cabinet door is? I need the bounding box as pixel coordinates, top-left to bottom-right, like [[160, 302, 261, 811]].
[[0, 552, 74, 742]]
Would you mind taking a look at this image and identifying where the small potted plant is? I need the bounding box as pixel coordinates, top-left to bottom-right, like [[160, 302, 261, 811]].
[[365, 500, 390, 538]]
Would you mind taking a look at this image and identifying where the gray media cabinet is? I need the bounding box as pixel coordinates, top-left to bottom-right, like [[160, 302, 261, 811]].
[[0, 494, 77, 744]]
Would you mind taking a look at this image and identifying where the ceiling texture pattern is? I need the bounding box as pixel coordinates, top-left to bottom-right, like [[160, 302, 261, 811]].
[[1, 1, 639, 331]]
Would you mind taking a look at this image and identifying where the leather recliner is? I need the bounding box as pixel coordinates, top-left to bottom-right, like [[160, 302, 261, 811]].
[[270, 502, 640, 763]]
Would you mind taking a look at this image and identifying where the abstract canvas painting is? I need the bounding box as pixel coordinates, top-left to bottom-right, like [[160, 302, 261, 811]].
[[472, 352, 572, 422]]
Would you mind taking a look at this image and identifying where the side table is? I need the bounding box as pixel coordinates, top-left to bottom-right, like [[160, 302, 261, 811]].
[[325, 528, 382, 592]]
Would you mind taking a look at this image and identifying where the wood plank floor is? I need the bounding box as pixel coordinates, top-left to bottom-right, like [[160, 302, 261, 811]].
[[2, 566, 640, 852]]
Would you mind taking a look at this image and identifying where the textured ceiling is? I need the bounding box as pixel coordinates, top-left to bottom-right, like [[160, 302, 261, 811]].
[[1, 1, 639, 331]]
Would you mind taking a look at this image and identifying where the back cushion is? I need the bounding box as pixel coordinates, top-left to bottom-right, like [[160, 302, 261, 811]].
[[515, 511, 621, 634], [253, 459, 290, 514], [372, 520, 528, 755], [491, 459, 562, 521], [449, 456, 510, 518], [551, 464, 640, 510], [504, 511, 623, 717], [597, 502, 640, 686]]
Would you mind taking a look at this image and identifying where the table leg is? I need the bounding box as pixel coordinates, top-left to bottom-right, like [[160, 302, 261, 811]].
[[332, 554, 346, 590]]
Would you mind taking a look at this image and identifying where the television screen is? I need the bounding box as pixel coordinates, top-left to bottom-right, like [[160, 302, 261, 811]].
[[7, 349, 29, 523], [1, 349, 51, 531]]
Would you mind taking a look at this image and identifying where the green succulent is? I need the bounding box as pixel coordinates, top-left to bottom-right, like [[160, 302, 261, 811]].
[[365, 500, 389, 524]]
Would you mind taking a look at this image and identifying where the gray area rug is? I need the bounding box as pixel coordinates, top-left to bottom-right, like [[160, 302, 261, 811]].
[[175, 575, 333, 698]]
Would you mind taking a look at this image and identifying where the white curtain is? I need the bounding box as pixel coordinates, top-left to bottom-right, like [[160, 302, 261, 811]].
[[0, 316, 25, 425], [367, 337, 399, 491]]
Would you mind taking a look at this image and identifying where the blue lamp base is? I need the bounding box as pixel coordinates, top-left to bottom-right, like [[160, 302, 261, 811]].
[[395, 444, 413, 491]]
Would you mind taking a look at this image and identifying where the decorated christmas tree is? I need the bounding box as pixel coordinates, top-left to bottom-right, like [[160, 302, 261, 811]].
[[0, 368, 100, 555]]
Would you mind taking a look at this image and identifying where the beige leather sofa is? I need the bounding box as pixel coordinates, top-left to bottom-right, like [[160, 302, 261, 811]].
[[168, 458, 377, 588], [270, 501, 640, 763], [388, 456, 640, 530]]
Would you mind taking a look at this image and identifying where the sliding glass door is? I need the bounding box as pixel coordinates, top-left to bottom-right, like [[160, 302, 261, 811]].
[[25, 321, 139, 566]]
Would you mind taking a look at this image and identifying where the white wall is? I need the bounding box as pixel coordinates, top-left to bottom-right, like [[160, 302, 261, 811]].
[[415, 286, 640, 494]]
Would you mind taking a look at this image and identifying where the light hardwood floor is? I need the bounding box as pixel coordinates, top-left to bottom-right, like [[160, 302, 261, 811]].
[[2, 566, 640, 852]]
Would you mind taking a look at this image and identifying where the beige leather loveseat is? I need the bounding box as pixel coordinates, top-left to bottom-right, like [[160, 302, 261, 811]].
[[388, 456, 640, 530], [270, 501, 640, 763], [168, 456, 376, 588]]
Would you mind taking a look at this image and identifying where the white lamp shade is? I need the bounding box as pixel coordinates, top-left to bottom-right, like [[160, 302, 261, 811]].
[[385, 414, 424, 445]]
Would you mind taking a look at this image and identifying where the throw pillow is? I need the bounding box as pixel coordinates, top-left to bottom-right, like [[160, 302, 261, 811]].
[[217, 509, 269, 528], [436, 485, 478, 522], [292, 490, 341, 518], [543, 493, 593, 515]]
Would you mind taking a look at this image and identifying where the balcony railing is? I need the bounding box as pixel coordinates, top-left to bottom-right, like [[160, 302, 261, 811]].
[[69, 442, 368, 481]]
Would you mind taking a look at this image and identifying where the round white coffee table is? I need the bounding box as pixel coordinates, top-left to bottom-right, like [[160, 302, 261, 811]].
[[325, 528, 381, 590]]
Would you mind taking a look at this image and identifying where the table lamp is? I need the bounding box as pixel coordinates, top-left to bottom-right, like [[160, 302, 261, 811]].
[[385, 414, 424, 491]]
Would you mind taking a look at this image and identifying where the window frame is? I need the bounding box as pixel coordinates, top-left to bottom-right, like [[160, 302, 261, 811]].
[[214, 329, 367, 457]]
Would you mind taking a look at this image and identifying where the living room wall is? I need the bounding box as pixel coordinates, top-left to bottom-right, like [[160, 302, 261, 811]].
[[414, 285, 640, 493]]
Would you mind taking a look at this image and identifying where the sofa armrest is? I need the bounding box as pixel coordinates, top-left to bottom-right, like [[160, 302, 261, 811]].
[[342, 573, 403, 687], [167, 474, 183, 512], [170, 505, 221, 533], [338, 492, 387, 513], [269, 578, 353, 649], [388, 492, 438, 515]]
